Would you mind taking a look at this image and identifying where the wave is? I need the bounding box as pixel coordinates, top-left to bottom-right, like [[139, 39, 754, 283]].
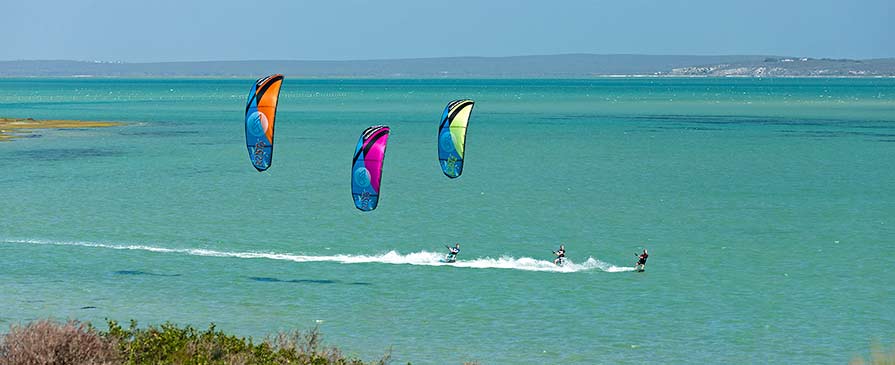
[[3, 239, 635, 273]]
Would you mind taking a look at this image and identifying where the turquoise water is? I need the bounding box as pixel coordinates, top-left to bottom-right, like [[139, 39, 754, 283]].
[[1, 78, 893, 364]]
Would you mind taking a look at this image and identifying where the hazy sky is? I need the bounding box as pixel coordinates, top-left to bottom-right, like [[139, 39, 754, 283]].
[[3, 0, 892, 62]]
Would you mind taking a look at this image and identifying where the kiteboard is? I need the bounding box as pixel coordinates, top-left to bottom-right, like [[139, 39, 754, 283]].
[[439, 257, 456, 264]]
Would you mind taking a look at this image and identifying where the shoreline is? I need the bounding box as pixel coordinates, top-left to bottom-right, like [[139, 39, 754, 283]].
[[0, 74, 895, 80], [2, 75, 895, 79], [3, 55, 894, 78]]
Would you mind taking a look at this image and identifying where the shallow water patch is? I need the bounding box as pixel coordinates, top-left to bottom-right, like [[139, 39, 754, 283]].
[[4, 148, 124, 162]]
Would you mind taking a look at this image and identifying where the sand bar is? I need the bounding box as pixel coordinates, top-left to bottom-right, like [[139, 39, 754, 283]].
[[0, 117, 123, 141]]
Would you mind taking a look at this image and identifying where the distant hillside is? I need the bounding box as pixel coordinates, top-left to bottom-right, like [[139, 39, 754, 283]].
[[2, 54, 894, 77]]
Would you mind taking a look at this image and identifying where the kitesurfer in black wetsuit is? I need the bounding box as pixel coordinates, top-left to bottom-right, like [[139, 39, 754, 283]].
[[553, 244, 566, 265], [635, 249, 648, 271], [445, 243, 460, 262]]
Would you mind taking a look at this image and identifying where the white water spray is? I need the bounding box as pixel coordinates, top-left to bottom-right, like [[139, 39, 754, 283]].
[[5, 239, 635, 273]]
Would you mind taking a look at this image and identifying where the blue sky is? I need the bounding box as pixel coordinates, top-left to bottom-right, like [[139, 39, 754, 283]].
[[3, 0, 892, 61]]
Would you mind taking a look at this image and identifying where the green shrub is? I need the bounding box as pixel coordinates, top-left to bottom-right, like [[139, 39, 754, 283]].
[[0, 319, 119, 365], [1, 319, 391, 365]]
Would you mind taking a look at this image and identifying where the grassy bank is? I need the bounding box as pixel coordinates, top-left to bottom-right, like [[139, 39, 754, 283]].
[[0, 117, 122, 141], [0, 319, 392, 365]]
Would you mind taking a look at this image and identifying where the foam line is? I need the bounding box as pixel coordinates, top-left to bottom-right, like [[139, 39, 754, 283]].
[[3, 239, 635, 273]]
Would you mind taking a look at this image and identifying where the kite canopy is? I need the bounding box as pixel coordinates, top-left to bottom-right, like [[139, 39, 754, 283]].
[[351, 125, 391, 212], [245, 74, 284, 171], [437, 99, 474, 178]]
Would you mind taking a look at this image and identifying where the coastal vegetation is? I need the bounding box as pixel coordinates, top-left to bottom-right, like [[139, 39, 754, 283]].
[[0, 319, 392, 365], [850, 342, 895, 365], [2, 318, 885, 364], [0, 117, 122, 141]]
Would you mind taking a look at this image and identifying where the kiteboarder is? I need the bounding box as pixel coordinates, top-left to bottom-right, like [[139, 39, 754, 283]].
[[635, 249, 649, 272], [444, 243, 460, 263], [553, 244, 566, 266]]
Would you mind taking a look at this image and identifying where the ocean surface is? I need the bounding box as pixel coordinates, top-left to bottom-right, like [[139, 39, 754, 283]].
[[1, 78, 893, 364]]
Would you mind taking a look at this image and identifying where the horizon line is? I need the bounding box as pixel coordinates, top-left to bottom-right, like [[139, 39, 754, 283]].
[[4, 53, 894, 64]]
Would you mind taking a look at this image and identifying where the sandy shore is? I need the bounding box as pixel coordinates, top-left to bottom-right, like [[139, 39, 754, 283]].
[[0, 117, 123, 141]]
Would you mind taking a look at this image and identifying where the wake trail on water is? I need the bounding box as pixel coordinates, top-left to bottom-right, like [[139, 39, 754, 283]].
[[5, 239, 635, 273]]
